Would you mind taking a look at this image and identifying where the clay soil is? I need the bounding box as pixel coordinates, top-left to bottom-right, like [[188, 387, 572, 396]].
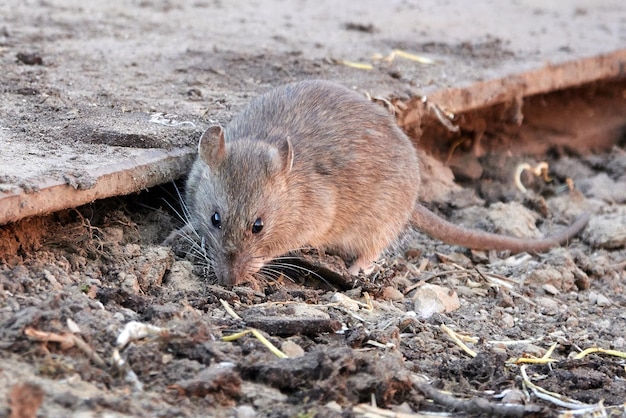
[[2, 1, 626, 417]]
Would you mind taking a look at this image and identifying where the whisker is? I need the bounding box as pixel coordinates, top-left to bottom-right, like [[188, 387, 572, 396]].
[[264, 261, 330, 286], [258, 268, 285, 283]]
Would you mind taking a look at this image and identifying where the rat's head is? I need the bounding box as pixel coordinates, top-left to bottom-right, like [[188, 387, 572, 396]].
[[187, 125, 295, 286]]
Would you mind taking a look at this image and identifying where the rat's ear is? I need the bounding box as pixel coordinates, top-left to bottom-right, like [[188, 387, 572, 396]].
[[198, 125, 226, 167], [280, 136, 294, 173]]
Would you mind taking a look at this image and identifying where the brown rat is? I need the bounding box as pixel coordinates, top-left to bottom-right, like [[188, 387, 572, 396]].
[[183, 80, 589, 286]]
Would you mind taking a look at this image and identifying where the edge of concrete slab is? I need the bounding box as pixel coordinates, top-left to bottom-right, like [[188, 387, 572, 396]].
[[0, 147, 195, 226], [433, 50, 626, 111], [1, 49, 624, 226]]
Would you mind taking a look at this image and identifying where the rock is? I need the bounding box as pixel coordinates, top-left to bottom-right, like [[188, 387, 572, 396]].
[[535, 296, 561, 315], [380, 286, 404, 301], [281, 340, 305, 358], [166, 260, 200, 292], [331, 293, 360, 311], [499, 312, 515, 328], [578, 173, 626, 203], [417, 152, 462, 203], [233, 405, 256, 418], [542, 284, 560, 295], [595, 293, 612, 307], [487, 202, 542, 239], [501, 388, 526, 404], [133, 246, 174, 291], [412, 284, 460, 319], [583, 207, 626, 249]]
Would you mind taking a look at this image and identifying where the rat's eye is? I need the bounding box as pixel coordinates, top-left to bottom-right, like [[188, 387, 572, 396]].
[[211, 212, 221, 229], [251, 218, 264, 234]]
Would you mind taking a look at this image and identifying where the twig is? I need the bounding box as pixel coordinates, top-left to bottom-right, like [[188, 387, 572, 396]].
[[509, 342, 558, 365], [222, 328, 288, 359], [220, 299, 242, 320], [24, 327, 105, 367], [353, 402, 432, 417], [440, 324, 477, 358], [573, 347, 626, 360], [520, 365, 593, 410], [411, 375, 545, 417]]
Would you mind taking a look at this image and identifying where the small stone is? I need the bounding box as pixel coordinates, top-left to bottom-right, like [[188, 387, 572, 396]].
[[500, 313, 515, 328], [469, 249, 489, 264], [412, 283, 460, 319], [331, 293, 360, 311], [118, 272, 140, 294], [325, 401, 342, 412], [133, 246, 174, 291], [522, 344, 546, 357], [66, 318, 81, 334], [492, 345, 508, 356], [565, 316, 579, 327], [380, 286, 404, 301], [234, 405, 256, 418], [542, 284, 559, 295], [280, 340, 305, 358], [582, 207, 626, 249], [166, 260, 200, 292], [496, 290, 515, 308], [578, 173, 626, 204], [529, 267, 565, 290], [595, 293, 612, 307], [487, 202, 542, 239], [42, 270, 62, 290], [501, 389, 526, 404], [535, 296, 560, 315], [393, 402, 415, 414]]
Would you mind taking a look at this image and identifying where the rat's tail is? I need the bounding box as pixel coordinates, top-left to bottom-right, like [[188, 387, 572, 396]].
[[410, 204, 590, 253]]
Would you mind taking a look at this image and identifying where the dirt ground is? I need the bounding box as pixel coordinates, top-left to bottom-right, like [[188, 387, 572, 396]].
[[1, 1, 626, 417], [1, 120, 626, 418]]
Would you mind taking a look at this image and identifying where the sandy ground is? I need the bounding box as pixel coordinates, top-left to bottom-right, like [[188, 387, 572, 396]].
[[1, 1, 626, 417]]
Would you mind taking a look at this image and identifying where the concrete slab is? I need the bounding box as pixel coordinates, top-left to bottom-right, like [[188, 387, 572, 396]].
[[1, 0, 625, 225]]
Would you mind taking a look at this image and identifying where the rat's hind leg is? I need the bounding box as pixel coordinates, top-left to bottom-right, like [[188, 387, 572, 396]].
[[344, 227, 402, 276], [347, 253, 380, 276], [348, 258, 375, 276]]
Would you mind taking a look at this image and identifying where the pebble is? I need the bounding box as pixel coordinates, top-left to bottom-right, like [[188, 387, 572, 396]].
[[535, 296, 561, 315], [501, 389, 526, 404], [331, 293, 360, 311], [280, 340, 305, 358], [578, 173, 626, 203], [380, 286, 404, 301], [582, 206, 626, 249], [542, 284, 560, 295], [412, 283, 460, 319], [595, 293, 612, 307], [499, 313, 515, 328], [234, 405, 257, 418]]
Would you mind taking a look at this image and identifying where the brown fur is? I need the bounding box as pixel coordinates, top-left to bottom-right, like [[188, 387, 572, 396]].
[[184, 80, 589, 286]]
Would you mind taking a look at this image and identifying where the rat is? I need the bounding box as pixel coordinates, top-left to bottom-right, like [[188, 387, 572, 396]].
[[182, 80, 590, 286]]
